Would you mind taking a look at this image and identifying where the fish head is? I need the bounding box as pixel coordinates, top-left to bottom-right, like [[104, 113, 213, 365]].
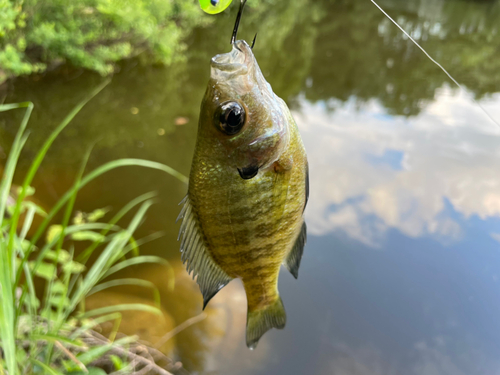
[[200, 40, 291, 179]]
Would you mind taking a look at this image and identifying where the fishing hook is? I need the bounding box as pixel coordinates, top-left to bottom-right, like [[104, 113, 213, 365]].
[[251, 33, 257, 49], [231, 0, 247, 44]]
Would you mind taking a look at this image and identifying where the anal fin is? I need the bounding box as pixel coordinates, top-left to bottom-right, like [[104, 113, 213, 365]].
[[284, 221, 307, 279], [178, 196, 232, 308]]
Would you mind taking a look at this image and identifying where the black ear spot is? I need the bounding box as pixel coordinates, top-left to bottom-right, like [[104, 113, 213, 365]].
[[238, 165, 259, 180]]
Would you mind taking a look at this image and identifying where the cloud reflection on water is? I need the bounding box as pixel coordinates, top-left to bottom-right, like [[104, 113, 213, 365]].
[[295, 86, 500, 246], [318, 338, 500, 375]]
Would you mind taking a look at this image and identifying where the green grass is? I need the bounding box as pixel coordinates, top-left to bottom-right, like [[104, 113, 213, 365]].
[[0, 82, 186, 374]]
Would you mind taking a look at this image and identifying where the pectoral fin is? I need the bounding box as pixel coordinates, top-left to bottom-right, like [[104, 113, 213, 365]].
[[177, 196, 232, 308], [284, 221, 307, 279], [304, 160, 309, 212]]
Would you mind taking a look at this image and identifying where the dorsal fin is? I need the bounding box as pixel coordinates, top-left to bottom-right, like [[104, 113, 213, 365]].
[[284, 221, 307, 279], [177, 195, 232, 308]]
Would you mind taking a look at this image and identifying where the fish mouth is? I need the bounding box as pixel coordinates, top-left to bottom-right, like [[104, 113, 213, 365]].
[[211, 40, 253, 78]]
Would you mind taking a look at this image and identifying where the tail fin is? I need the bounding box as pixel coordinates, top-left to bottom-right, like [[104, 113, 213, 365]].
[[246, 297, 286, 349]]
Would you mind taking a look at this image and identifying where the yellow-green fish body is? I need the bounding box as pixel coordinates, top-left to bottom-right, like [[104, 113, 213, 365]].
[[178, 40, 308, 349]]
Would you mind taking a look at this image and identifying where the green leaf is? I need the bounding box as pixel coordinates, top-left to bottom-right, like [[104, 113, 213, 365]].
[[67, 368, 106, 375], [31, 262, 56, 280], [16, 185, 35, 197], [72, 212, 85, 226], [29, 358, 63, 375], [71, 231, 105, 242], [45, 249, 71, 264], [20, 238, 31, 252], [86, 208, 111, 223], [15, 347, 27, 366], [109, 355, 125, 371], [51, 280, 67, 294], [74, 335, 137, 367], [62, 261, 86, 274], [48, 294, 70, 308], [46, 225, 63, 244], [24, 201, 47, 217]]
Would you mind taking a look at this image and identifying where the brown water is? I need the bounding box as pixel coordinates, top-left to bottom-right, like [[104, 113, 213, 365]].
[[2, 0, 500, 373]]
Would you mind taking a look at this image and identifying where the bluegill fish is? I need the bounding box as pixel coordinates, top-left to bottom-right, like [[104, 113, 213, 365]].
[[178, 0, 308, 349]]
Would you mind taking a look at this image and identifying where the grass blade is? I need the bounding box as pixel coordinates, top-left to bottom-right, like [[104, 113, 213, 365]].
[[47, 141, 95, 363], [76, 191, 158, 263], [0, 102, 31, 112], [29, 358, 63, 375], [103, 255, 169, 278], [7, 81, 110, 258], [26, 159, 185, 268], [30, 334, 86, 348], [70, 313, 122, 340], [0, 103, 31, 375], [0, 127, 30, 237], [68, 335, 137, 370], [67, 201, 154, 316], [80, 303, 162, 319], [0, 101, 32, 227], [50, 144, 94, 340], [88, 278, 157, 296], [0, 240, 17, 375]]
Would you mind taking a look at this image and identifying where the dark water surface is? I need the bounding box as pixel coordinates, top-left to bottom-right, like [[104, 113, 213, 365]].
[[2, 0, 500, 373]]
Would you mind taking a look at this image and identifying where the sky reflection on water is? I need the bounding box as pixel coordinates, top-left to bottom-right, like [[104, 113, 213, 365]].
[[299, 86, 500, 245], [199, 87, 500, 375]]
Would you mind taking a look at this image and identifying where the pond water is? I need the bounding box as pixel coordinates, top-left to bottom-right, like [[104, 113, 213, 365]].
[[2, 0, 500, 373]]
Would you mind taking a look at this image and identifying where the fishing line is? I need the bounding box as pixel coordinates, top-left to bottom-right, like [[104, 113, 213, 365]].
[[370, 0, 500, 129]]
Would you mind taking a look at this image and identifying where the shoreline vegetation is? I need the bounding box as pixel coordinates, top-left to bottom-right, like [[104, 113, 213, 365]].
[[0, 83, 191, 374], [0, 0, 213, 85], [1, 0, 500, 118]]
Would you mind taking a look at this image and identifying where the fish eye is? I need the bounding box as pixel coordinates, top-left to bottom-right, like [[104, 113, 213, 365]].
[[216, 101, 246, 136]]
